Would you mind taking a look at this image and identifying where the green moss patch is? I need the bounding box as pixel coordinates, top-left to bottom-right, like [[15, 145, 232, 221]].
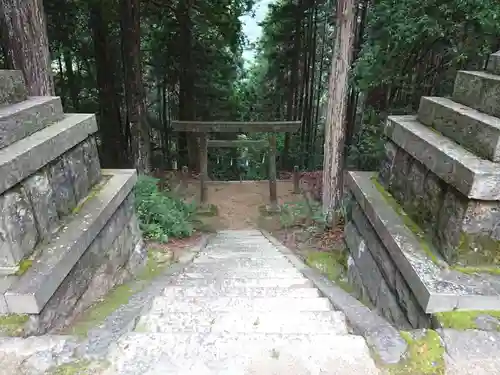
[[0, 314, 28, 336], [388, 330, 445, 375], [64, 247, 174, 337], [49, 360, 108, 375], [305, 250, 353, 293], [434, 310, 500, 331], [371, 178, 444, 267], [71, 176, 110, 215], [453, 265, 500, 276], [457, 231, 500, 267], [15, 259, 33, 276]]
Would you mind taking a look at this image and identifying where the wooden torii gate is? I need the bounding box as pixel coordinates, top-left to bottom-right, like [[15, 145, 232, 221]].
[[172, 121, 301, 211]]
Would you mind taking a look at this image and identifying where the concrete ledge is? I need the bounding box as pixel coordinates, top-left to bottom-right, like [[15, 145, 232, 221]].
[[0, 70, 27, 106], [0, 113, 98, 195], [4, 169, 137, 314], [417, 96, 500, 162], [453, 70, 500, 118], [346, 171, 500, 313], [385, 115, 500, 200], [0, 96, 64, 150], [487, 52, 500, 75], [260, 230, 407, 365]]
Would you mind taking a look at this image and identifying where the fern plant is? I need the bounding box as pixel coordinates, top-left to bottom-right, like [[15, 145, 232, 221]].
[[134, 175, 196, 242]]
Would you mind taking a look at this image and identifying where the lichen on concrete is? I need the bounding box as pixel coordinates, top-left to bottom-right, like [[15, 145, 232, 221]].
[[387, 329, 445, 375], [0, 314, 28, 336], [434, 310, 500, 331]]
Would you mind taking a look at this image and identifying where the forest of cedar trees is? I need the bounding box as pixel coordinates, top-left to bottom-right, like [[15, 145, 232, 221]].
[[0, 0, 499, 222]]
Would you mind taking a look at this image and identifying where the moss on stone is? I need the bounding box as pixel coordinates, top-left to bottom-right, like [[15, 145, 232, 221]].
[[456, 231, 500, 267], [65, 247, 174, 337], [306, 251, 346, 280], [388, 330, 445, 375], [305, 250, 353, 293], [371, 177, 443, 267], [452, 265, 500, 276], [434, 310, 500, 331], [0, 314, 28, 336], [71, 177, 110, 215], [15, 259, 33, 276], [49, 360, 108, 375]]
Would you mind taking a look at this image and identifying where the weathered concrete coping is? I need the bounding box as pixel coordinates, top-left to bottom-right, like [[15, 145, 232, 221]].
[[487, 52, 500, 75], [0, 113, 98, 195], [386, 115, 500, 200], [453, 70, 500, 118], [260, 230, 407, 365], [417, 96, 500, 162], [0, 96, 64, 150], [346, 171, 500, 314], [5, 169, 137, 314]]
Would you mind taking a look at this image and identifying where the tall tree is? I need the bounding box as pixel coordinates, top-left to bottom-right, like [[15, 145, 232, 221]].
[[121, 0, 151, 173], [90, 0, 127, 167], [321, 0, 357, 224], [0, 0, 54, 95]]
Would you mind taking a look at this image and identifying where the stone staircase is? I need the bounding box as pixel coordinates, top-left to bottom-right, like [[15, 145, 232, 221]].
[[0, 70, 145, 333], [104, 230, 380, 375], [345, 50, 500, 328]]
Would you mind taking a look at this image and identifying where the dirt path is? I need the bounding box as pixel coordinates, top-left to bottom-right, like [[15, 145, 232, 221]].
[[186, 180, 298, 230]]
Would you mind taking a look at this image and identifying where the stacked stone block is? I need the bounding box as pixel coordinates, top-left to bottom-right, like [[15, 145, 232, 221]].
[[345, 51, 500, 328], [0, 70, 145, 334]]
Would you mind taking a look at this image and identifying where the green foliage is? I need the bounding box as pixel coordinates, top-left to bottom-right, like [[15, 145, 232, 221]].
[[134, 175, 195, 242], [279, 200, 326, 229], [347, 107, 385, 170]]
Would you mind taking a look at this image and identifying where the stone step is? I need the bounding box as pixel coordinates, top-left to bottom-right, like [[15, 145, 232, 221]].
[[162, 286, 321, 298], [0, 70, 27, 107], [417, 96, 500, 162], [216, 229, 263, 237], [105, 332, 379, 375], [204, 244, 274, 250], [196, 252, 287, 260], [4, 170, 137, 314], [453, 70, 500, 118], [191, 257, 294, 269], [182, 269, 304, 279], [0, 96, 64, 150], [168, 276, 313, 288], [147, 296, 332, 313], [136, 310, 348, 335], [0, 113, 98, 195], [487, 51, 500, 75], [385, 115, 500, 200]]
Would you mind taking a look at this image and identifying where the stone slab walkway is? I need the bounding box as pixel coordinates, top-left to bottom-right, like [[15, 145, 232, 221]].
[[103, 230, 380, 375]]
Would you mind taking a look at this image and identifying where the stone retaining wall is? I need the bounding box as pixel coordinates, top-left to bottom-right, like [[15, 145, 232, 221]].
[[26, 192, 146, 334], [345, 197, 431, 329], [0, 136, 101, 274], [379, 140, 500, 266]]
